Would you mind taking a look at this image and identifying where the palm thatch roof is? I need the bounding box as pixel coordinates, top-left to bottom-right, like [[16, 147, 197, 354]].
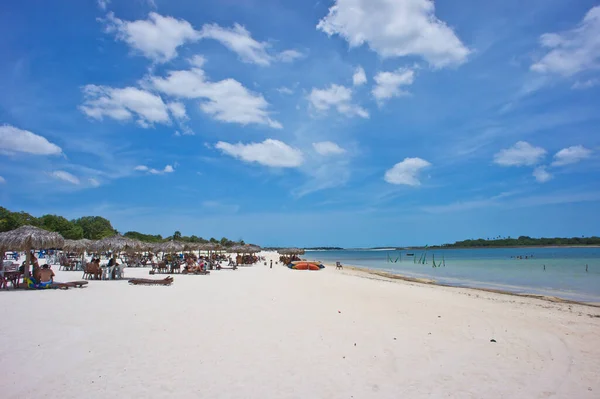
[[0, 225, 65, 251], [63, 238, 94, 253], [278, 248, 305, 255], [158, 240, 185, 253], [198, 242, 221, 251], [228, 244, 261, 253], [95, 235, 142, 252]]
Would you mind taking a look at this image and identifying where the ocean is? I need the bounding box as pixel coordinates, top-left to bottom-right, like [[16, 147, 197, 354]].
[[305, 247, 600, 303]]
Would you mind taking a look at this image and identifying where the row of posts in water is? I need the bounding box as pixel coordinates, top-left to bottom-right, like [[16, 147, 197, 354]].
[[388, 252, 592, 272]]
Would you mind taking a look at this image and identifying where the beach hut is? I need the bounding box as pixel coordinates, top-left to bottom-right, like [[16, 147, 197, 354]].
[[0, 225, 65, 283], [62, 238, 95, 269], [95, 235, 143, 263], [277, 248, 305, 265]]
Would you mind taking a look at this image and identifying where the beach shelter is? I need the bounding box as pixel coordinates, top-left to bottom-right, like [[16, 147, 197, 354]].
[[277, 248, 305, 265], [95, 235, 143, 263], [63, 238, 95, 267], [0, 225, 65, 283]]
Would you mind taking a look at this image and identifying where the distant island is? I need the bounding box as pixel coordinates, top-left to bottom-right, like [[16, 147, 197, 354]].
[[428, 236, 600, 248]]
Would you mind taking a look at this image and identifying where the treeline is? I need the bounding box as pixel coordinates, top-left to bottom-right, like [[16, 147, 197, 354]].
[[437, 236, 600, 248], [0, 207, 244, 246]]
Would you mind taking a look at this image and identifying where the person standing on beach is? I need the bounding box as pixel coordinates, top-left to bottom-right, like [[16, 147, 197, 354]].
[[586, 264, 588, 272], [270, 259, 273, 269]]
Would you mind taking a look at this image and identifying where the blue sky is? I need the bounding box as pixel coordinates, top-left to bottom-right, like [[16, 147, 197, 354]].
[[1, 0, 599, 247]]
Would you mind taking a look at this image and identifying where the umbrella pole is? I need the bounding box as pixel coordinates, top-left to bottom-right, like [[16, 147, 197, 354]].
[[23, 249, 31, 287]]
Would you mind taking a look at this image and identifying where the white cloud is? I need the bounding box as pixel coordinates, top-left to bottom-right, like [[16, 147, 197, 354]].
[[372, 68, 415, 103], [80, 85, 171, 127], [199, 23, 303, 66], [493, 141, 546, 166], [352, 66, 367, 86], [277, 49, 305, 63], [103, 12, 199, 63], [200, 23, 272, 66], [531, 6, 600, 77], [533, 166, 552, 183], [317, 0, 470, 68], [51, 171, 80, 185], [167, 101, 187, 120], [0, 176, 5, 184], [384, 157, 431, 186], [276, 87, 294, 95], [215, 139, 304, 168], [308, 84, 369, 118], [572, 78, 600, 89], [88, 178, 101, 187], [0, 124, 62, 155], [313, 141, 346, 155], [148, 66, 282, 128], [97, 0, 110, 10], [135, 164, 174, 174], [552, 145, 593, 166]]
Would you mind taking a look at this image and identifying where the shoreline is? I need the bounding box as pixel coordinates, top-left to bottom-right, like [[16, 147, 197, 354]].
[[322, 262, 600, 308], [307, 245, 600, 251]]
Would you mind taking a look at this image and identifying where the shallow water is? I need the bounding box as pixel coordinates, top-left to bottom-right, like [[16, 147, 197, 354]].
[[306, 248, 600, 303]]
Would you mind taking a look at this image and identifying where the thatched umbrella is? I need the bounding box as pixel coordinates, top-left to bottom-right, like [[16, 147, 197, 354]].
[[277, 248, 305, 255], [63, 238, 94, 253], [95, 235, 141, 252], [0, 225, 65, 280], [159, 240, 185, 253]]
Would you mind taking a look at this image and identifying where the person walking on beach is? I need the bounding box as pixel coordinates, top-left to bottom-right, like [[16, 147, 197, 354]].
[[543, 264, 545, 271], [270, 259, 273, 269]]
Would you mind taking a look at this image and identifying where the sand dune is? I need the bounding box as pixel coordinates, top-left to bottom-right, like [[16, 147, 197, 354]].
[[1, 252, 599, 398]]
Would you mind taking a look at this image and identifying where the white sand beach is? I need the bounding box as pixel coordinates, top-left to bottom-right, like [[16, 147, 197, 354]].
[[1, 251, 599, 399]]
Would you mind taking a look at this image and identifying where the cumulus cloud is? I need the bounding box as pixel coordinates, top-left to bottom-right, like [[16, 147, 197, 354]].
[[97, 0, 110, 10], [572, 79, 599, 89], [215, 139, 304, 168], [317, 0, 470, 68], [372, 68, 415, 103], [531, 6, 600, 77], [80, 85, 171, 127], [148, 66, 282, 128], [552, 145, 593, 166], [384, 157, 431, 186], [51, 171, 80, 185], [352, 66, 367, 86], [533, 166, 552, 183], [277, 49, 305, 63], [276, 87, 294, 95], [134, 164, 175, 174], [313, 141, 346, 155], [308, 84, 368, 118], [167, 101, 187, 120], [493, 141, 546, 166], [199, 23, 303, 66], [0, 124, 62, 155], [200, 23, 271, 66], [103, 12, 199, 63]]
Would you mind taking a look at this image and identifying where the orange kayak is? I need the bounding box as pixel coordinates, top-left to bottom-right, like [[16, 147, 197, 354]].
[[289, 261, 324, 271]]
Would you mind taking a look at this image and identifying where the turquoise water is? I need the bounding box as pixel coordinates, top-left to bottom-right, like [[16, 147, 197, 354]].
[[305, 248, 600, 303]]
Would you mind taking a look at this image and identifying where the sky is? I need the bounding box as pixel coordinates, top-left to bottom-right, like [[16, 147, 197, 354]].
[[0, 0, 599, 247]]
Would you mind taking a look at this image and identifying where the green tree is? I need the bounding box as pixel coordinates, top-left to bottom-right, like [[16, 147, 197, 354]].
[[74, 216, 116, 239], [173, 231, 182, 240], [39, 214, 84, 239]]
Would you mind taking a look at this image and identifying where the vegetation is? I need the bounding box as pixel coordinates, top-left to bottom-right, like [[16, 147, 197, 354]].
[[0, 206, 243, 246], [434, 236, 600, 248]]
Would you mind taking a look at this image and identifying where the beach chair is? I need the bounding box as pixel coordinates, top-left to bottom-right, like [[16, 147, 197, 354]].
[[336, 261, 343, 270], [113, 264, 125, 279]]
